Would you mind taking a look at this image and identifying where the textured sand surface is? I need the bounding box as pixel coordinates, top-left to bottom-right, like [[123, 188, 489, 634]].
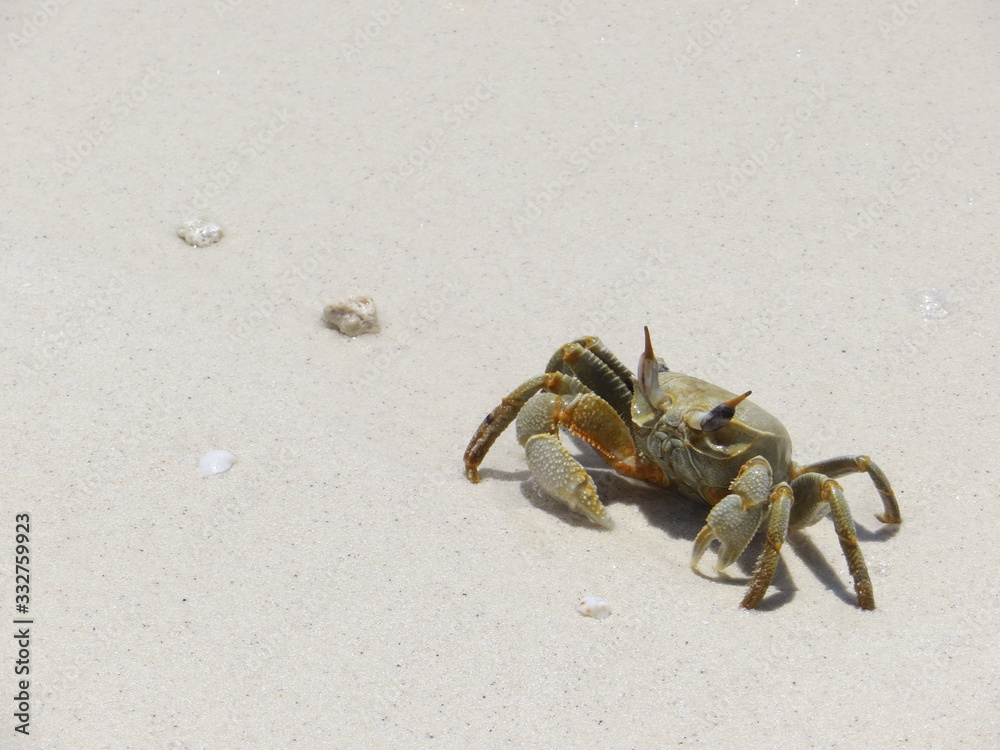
[[3, 1, 998, 747]]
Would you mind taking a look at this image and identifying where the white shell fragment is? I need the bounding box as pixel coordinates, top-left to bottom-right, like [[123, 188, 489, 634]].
[[577, 596, 612, 619], [177, 219, 224, 247], [916, 288, 950, 320], [323, 295, 380, 337], [198, 449, 236, 476]]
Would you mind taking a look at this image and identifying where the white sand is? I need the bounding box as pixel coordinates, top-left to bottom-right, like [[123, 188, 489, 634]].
[[4, 1, 999, 747]]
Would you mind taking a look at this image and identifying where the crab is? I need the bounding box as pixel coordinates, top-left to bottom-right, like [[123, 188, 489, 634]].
[[463, 329, 902, 609]]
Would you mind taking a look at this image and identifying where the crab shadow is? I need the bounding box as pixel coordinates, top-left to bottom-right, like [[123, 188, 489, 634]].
[[476, 438, 898, 611]]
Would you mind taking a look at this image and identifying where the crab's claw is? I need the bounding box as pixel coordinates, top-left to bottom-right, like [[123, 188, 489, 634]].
[[692, 494, 767, 571], [691, 456, 774, 572]]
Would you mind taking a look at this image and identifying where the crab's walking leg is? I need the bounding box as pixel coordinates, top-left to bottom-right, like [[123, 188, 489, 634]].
[[545, 337, 635, 424], [790, 472, 876, 610], [740, 484, 793, 609], [793, 455, 901, 524], [516, 390, 664, 528], [464, 373, 591, 483]]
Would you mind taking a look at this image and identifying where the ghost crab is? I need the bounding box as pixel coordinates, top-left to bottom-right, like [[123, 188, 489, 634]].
[[464, 329, 902, 609]]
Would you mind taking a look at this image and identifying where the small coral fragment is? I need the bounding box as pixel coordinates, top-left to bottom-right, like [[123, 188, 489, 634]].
[[323, 296, 380, 337], [577, 596, 612, 619], [177, 219, 224, 247]]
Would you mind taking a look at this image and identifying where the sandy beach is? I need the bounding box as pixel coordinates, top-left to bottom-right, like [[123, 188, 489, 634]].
[[3, 1, 999, 747]]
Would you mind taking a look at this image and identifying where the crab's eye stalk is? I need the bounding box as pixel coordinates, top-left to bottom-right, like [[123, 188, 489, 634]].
[[637, 326, 669, 405], [685, 391, 752, 432]]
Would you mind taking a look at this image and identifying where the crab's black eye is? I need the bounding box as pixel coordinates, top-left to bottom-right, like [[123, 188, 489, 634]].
[[700, 403, 736, 431], [686, 391, 752, 432]]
